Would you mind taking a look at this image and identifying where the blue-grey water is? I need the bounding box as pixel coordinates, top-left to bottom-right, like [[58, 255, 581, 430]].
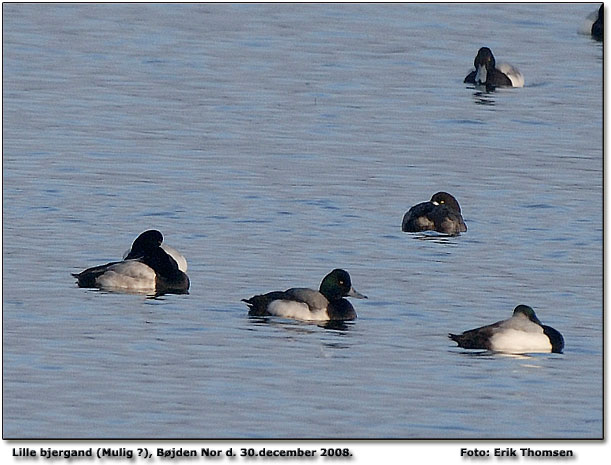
[[2, 3, 602, 439]]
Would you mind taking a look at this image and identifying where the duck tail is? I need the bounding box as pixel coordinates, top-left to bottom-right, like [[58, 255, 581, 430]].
[[242, 297, 258, 312], [242, 295, 273, 316]]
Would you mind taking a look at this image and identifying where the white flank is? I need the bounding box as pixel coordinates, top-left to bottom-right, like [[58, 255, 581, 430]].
[[498, 63, 524, 88], [161, 244, 188, 272], [578, 9, 598, 35], [490, 329, 552, 354], [267, 300, 329, 321], [96, 261, 157, 290]]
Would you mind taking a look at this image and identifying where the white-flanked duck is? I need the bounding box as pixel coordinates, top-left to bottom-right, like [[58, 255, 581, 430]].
[[449, 305, 564, 354], [243, 269, 367, 321], [73, 230, 189, 294], [464, 47, 524, 89], [580, 5, 603, 41]]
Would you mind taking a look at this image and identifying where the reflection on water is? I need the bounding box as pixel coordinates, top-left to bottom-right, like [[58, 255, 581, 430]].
[[248, 316, 356, 334], [471, 89, 497, 106], [450, 349, 562, 360], [451, 350, 564, 372], [73, 285, 189, 299], [409, 233, 460, 244], [320, 320, 354, 332]]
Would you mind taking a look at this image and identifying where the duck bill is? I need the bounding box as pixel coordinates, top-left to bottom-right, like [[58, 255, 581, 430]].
[[475, 64, 487, 84], [347, 286, 367, 299]]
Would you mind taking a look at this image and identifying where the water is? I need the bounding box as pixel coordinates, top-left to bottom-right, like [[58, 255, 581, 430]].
[[2, 3, 602, 439]]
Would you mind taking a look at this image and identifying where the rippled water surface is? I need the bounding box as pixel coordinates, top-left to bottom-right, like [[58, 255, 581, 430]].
[[2, 3, 602, 438]]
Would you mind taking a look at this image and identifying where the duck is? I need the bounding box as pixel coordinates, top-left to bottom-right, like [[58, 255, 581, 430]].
[[242, 269, 367, 321], [590, 5, 603, 41], [73, 230, 190, 294], [464, 47, 524, 89], [449, 305, 564, 354], [402, 192, 467, 235], [580, 5, 604, 40]]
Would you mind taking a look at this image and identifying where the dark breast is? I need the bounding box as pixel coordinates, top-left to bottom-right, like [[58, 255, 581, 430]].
[[488, 69, 513, 87], [326, 299, 357, 321], [542, 325, 564, 353], [156, 271, 190, 294]]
